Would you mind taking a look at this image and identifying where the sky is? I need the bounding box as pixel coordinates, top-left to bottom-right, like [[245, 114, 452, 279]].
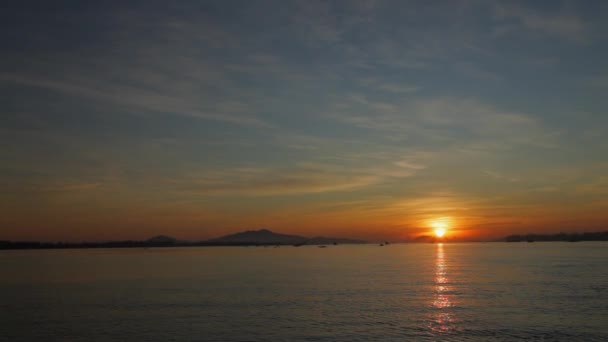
[[2, 0, 608, 242]]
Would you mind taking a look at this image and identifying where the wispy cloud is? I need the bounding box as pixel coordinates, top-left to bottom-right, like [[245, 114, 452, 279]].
[[0, 69, 274, 128], [582, 74, 608, 88], [482, 170, 519, 183], [178, 166, 378, 196], [453, 62, 502, 82], [493, 3, 588, 43], [358, 77, 421, 93], [329, 96, 558, 150], [42, 181, 102, 192], [0, 5, 281, 129]]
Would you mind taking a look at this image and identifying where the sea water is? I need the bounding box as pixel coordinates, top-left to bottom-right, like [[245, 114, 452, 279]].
[[1, 242, 607, 341]]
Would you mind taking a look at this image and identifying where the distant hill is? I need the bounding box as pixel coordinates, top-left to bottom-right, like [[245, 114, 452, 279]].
[[206, 229, 307, 245], [205, 229, 367, 245], [0, 229, 367, 250]]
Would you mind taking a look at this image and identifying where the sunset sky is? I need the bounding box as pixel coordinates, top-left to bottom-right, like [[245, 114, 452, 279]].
[[2, 1, 608, 242]]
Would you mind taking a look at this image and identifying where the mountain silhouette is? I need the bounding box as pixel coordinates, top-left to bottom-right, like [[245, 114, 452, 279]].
[[206, 229, 366, 245], [207, 229, 307, 244], [0, 229, 367, 249]]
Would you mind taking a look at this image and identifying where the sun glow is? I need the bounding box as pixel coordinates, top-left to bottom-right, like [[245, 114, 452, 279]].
[[434, 226, 446, 238], [430, 218, 450, 238]]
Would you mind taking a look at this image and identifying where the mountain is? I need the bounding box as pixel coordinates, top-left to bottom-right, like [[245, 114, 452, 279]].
[[205, 229, 367, 245], [206, 229, 307, 245], [0, 230, 367, 250]]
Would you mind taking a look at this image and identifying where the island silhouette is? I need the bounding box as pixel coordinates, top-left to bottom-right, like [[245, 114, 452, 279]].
[[1, 229, 607, 250], [0, 229, 366, 250]]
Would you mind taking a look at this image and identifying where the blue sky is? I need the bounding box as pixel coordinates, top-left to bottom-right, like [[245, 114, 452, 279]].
[[2, 1, 608, 241]]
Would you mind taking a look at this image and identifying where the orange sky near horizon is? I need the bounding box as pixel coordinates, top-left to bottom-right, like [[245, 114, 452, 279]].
[[3, 189, 607, 242]]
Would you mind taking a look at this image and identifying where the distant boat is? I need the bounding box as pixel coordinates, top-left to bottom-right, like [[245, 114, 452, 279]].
[[379, 243, 384, 246], [318, 245, 327, 248]]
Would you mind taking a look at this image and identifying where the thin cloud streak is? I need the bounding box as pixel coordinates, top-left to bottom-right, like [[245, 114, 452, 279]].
[[0, 72, 274, 128], [493, 3, 589, 43], [177, 167, 379, 196]]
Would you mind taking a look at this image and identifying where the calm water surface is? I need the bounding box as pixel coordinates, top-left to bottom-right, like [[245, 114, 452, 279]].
[[1, 243, 607, 341]]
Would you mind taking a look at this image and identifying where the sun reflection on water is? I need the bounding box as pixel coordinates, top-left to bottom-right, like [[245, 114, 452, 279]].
[[430, 243, 456, 333]]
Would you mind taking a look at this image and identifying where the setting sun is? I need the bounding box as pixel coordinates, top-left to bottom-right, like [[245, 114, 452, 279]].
[[434, 227, 446, 238], [429, 218, 450, 238]]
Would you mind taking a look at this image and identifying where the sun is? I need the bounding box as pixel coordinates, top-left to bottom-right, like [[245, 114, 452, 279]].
[[430, 219, 450, 238], [433, 226, 446, 238]]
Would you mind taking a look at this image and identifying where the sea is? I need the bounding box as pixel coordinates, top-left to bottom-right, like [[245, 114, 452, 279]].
[[1, 242, 607, 341]]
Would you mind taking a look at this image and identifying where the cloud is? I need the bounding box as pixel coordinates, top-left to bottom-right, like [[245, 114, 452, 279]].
[[0, 70, 274, 129], [0, 4, 282, 129], [493, 3, 588, 43], [172, 148, 434, 197], [358, 77, 421, 93], [329, 96, 557, 150], [583, 75, 608, 88], [482, 170, 519, 183], [453, 62, 502, 82], [43, 182, 102, 192], [184, 167, 378, 196], [395, 160, 426, 170], [292, 0, 343, 45]]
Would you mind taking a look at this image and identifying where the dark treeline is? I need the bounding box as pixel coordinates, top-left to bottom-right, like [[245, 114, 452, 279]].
[[505, 231, 608, 242]]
